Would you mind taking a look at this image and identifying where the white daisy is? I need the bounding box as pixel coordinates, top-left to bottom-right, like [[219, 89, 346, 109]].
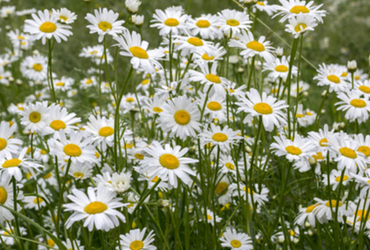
[[0, 172, 16, 223], [150, 6, 188, 37], [217, 9, 252, 35], [187, 14, 223, 40], [263, 56, 297, 82], [220, 227, 253, 250], [314, 63, 350, 93], [20, 101, 49, 133], [273, 0, 326, 23], [336, 90, 370, 124], [42, 104, 80, 135], [0, 121, 22, 159], [52, 7, 77, 24], [85, 115, 115, 148], [313, 197, 354, 224], [199, 124, 242, 151], [20, 55, 48, 82], [117, 228, 156, 250], [285, 14, 318, 38]]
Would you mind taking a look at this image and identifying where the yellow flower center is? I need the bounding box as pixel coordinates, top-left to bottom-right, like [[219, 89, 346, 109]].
[[225, 162, 235, 170], [17, 35, 25, 40], [246, 41, 265, 52], [43, 172, 52, 179], [339, 147, 357, 158], [84, 201, 108, 214], [205, 73, 221, 83], [294, 23, 307, 33], [39, 21, 57, 33], [47, 239, 55, 247], [202, 53, 215, 60], [141, 79, 150, 85], [134, 153, 144, 160], [159, 154, 179, 169], [327, 75, 340, 84], [319, 138, 328, 147], [0, 138, 7, 151], [341, 72, 348, 77], [63, 144, 82, 157], [86, 79, 92, 85], [230, 239, 242, 248], [98, 21, 112, 31], [196, 20, 211, 28], [226, 19, 240, 26], [153, 107, 163, 113], [126, 97, 135, 103], [99, 126, 114, 137], [359, 85, 370, 94], [275, 65, 289, 72], [29, 112, 41, 123], [212, 132, 228, 142], [151, 176, 159, 182], [207, 101, 222, 111], [358, 146, 370, 157], [187, 37, 203, 46], [130, 240, 144, 250], [312, 152, 324, 161], [325, 200, 342, 207], [60, 15, 68, 21], [355, 76, 360, 80], [33, 197, 43, 204], [305, 204, 319, 213], [296, 114, 304, 118], [129, 46, 149, 59], [40, 149, 47, 154], [2, 158, 22, 168], [253, 102, 273, 114], [174, 110, 191, 125], [50, 120, 66, 131], [74, 172, 84, 179], [207, 214, 212, 220], [56, 82, 65, 86], [0, 187, 7, 204], [285, 145, 302, 155], [215, 182, 228, 195], [32, 63, 43, 72], [164, 18, 179, 27], [335, 175, 349, 182], [290, 5, 310, 14], [350, 99, 366, 108]]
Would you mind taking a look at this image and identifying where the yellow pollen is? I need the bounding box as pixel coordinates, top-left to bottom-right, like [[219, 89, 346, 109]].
[[0, 187, 7, 204], [257, 1, 265, 6], [207, 101, 222, 111], [187, 37, 203, 46], [39, 21, 57, 33], [126, 97, 135, 103], [84, 201, 108, 214], [98, 21, 112, 31], [285, 145, 302, 155], [341, 72, 348, 77], [355, 76, 360, 80], [339, 147, 357, 158], [50, 120, 66, 131], [359, 85, 370, 94], [159, 154, 179, 169], [99, 126, 114, 137], [153, 107, 163, 113], [253, 102, 273, 114], [290, 5, 310, 14], [358, 146, 370, 157], [205, 73, 221, 83], [215, 182, 228, 195], [63, 144, 82, 157], [174, 110, 191, 125], [202, 53, 215, 60], [129, 46, 149, 59], [207, 214, 212, 220], [17, 35, 25, 40], [230, 239, 242, 248], [164, 18, 179, 27], [212, 132, 228, 142], [350, 99, 366, 108], [43, 172, 52, 179], [151, 176, 159, 183], [2, 158, 22, 168], [319, 138, 328, 147], [196, 20, 211, 28], [141, 79, 150, 85], [335, 175, 349, 182], [56, 82, 65, 86], [305, 204, 319, 213], [225, 162, 235, 170], [275, 65, 289, 72], [246, 41, 265, 52], [134, 153, 144, 160], [327, 75, 340, 84], [32, 64, 43, 72], [33, 197, 43, 204], [29, 112, 41, 123], [60, 15, 68, 21], [296, 114, 305, 118], [368, 180, 370, 185], [226, 19, 240, 26], [95, 152, 100, 158], [325, 200, 342, 207], [306, 111, 313, 115], [294, 23, 307, 33], [40, 149, 47, 154], [0, 138, 7, 151], [130, 240, 144, 250], [74, 172, 84, 179], [47, 239, 55, 247], [86, 79, 92, 85]]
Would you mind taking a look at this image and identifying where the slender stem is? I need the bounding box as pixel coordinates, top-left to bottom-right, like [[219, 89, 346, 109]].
[[47, 39, 56, 103]]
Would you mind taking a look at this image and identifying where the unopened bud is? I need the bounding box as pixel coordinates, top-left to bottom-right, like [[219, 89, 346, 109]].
[[276, 47, 284, 57], [125, 0, 141, 14], [321, 90, 327, 96], [308, 229, 314, 236], [305, 221, 311, 228], [347, 60, 357, 73], [321, 109, 325, 114], [293, 238, 299, 244], [157, 199, 170, 208], [132, 14, 144, 26]]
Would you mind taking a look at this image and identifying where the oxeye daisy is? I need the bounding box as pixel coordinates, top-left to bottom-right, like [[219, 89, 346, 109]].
[[254, 1, 277, 16], [7, 29, 35, 50], [64, 184, 126, 231], [20, 101, 49, 133], [215, 176, 232, 205], [351, 173, 370, 198], [353, 134, 370, 159], [236, 88, 288, 132], [24, 195, 47, 210], [355, 80, 370, 96], [229, 30, 275, 61], [204, 208, 222, 226], [273, 0, 326, 23], [313, 197, 354, 224], [0, 172, 16, 223], [0, 121, 23, 159], [80, 77, 97, 89], [263, 56, 297, 82], [193, 43, 226, 64], [307, 124, 334, 157], [199, 124, 241, 151], [142, 94, 167, 116], [52, 76, 74, 91], [94, 171, 131, 193], [198, 92, 227, 122], [139, 141, 198, 189], [172, 35, 213, 56], [285, 14, 318, 38], [20, 54, 48, 82], [158, 95, 201, 140], [43, 104, 80, 135], [69, 162, 93, 181], [314, 63, 350, 93], [24, 9, 72, 44], [117, 228, 156, 250], [322, 169, 351, 190], [217, 9, 252, 35], [219, 154, 246, 176], [114, 30, 164, 73], [294, 203, 320, 227], [150, 6, 188, 37], [220, 227, 253, 250], [48, 129, 97, 164], [187, 14, 223, 40], [85, 115, 115, 148], [230, 183, 269, 208], [52, 7, 77, 24], [85, 8, 126, 42], [335, 90, 370, 124]]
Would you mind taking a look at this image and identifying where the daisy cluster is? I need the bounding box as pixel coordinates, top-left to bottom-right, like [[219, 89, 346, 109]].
[[0, 0, 370, 249]]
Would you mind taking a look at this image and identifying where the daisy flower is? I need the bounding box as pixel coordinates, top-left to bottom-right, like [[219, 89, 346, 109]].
[[231, 183, 269, 207], [285, 14, 318, 38], [336, 90, 370, 124], [69, 162, 93, 180], [193, 43, 226, 64], [43, 104, 80, 135], [204, 208, 222, 226], [273, 0, 326, 23], [217, 9, 252, 35], [0, 225, 27, 246], [94, 171, 131, 193], [263, 56, 297, 82], [313, 197, 354, 224], [229, 30, 275, 61], [20, 101, 49, 133], [52, 7, 77, 24], [158, 95, 201, 140], [63, 239, 84, 250], [236, 88, 288, 132], [20, 55, 48, 82], [215, 176, 232, 205], [125, 0, 141, 14], [254, 1, 277, 16], [64, 184, 126, 231], [80, 77, 97, 89], [322, 169, 351, 190], [307, 124, 334, 157], [24, 195, 47, 210], [114, 30, 164, 73], [219, 154, 246, 176], [351, 173, 370, 198], [199, 124, 241, 151], [53, 76, 75, 91], [85, 8, 126, 42], [85, 115, 115, 148], [354, 134, 370, 159], [142, 94, 167, 116], [150, 6, 188, 36], [7, 29, 34, 50], [355, 80, 370, 96], [187, 14, 223, 40], [199, 92, 227, 122], [172, 35, 213, 56], [0, 121, 23, 159], [314, 63, 350, 93], [0, 172, 16, 223], [24, 9, 72, 44], [294, 203, 320, 227], [139, 141, 197, 189], [117, 228, 156, 250], [220, 227, 253, 250]]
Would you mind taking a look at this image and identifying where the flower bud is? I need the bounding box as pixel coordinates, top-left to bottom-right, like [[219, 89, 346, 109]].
[[125, 0, 141, 14], [347, 60, 357, 73], [132, 14, 144, 26], [276, 47, 284, 58]]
